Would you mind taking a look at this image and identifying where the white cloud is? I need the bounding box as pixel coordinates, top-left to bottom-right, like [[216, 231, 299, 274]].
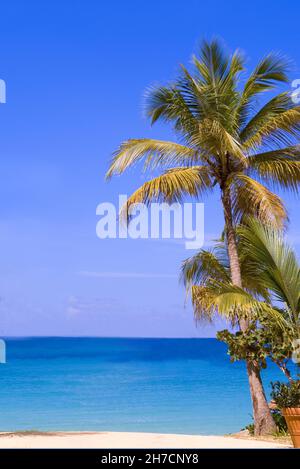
[[77, 271, 177, 279]]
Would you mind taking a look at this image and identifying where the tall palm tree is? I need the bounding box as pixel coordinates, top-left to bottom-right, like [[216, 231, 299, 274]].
[[107, 39, 300, 434], [181, 230, 281, 435]]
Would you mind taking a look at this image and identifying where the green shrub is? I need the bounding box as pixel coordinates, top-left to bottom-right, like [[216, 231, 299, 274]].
[[244, 423, 254, 435], [271, 409, 288, 434]]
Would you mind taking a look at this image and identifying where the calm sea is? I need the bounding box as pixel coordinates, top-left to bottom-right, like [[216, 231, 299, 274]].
[[0, 337, 286, 435]]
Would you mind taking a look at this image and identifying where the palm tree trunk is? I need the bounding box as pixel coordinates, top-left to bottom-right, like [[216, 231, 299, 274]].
[[221, 187, 277, 436]]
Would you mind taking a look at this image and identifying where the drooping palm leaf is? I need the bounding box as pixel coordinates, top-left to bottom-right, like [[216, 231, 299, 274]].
[[231, 173, 287, 228], [106, 139, 198, 178], [181, 247, 230, 289], [119, 166, 213, 221], [238, 219, 300, 324], [238, 54, 290, 128], [248, 145, 300, 192]]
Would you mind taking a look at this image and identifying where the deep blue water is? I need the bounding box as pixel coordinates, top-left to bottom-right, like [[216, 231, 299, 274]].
[[0, 337, 287, 434]]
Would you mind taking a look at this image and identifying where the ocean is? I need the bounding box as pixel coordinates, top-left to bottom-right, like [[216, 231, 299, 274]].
[[0, 337, 287, 435]]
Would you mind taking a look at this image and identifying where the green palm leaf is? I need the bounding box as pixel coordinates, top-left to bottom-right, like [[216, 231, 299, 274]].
[[248, 145, 300, 191], [231, 173, 287, 227], [238, 218, 300, 323], [119, 166, 213, 221], [181, 248, 230, 289], [106, 139, 199, 178]]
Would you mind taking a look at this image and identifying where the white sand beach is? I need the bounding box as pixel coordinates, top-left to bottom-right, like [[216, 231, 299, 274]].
[[0, 432, 292, 449]]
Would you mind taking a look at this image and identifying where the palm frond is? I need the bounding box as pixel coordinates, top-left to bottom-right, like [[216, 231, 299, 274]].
[[191, 281, 286, 328], [191, 118, 247, 165], [244, 53, 289, 96], [210, 282, 289, 328], [189, 41, 244, 133], [182, 235, 270, 300], [120, 166, 213, 221], [241, 93, 291, 144], [145, 85, 199, 137], [191, 285, 219, 323], [106, 139, 198, 178], [242, 95, 300, 151], [195, 39, 230, 85], [238, 54, 290, 127], [181, 248, 230, 289], [231, 173, 287, 228], [238, 218, 300, 322], [248, 145, 300, 192]]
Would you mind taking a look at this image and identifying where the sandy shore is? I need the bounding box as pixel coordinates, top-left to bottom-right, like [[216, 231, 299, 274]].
[[0, 432, 291, 449]]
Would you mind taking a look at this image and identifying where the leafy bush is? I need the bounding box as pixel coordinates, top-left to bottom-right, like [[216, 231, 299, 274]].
[[217, 326, 294, 371], [244, 423, 254, 435], [271, 409, 288, 434], [271, 381, 300, 408]]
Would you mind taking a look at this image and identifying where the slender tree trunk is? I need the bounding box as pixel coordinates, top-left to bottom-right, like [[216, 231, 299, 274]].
[[221, 187, 277, 436], [246, 360, 277, 435]]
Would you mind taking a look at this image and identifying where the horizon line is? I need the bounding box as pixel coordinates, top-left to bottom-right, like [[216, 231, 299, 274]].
[[1, 335, 216, 340]]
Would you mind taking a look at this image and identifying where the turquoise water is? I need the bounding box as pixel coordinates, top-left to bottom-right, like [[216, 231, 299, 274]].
[[0, 337, 286, 435]]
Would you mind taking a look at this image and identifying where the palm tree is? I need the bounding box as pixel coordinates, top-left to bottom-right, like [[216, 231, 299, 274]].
[[106, 39, 300, 434], [194, 219, 300, 336], [181, 229, 282, 434], [182, 219, 300, 432]]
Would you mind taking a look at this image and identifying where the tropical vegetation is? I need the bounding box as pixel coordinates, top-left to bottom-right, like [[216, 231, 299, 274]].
[[271, 381, 300, 408], [182, 218, 300, 431], [107, 39, 300, 435], [192, 218, 300, 382]]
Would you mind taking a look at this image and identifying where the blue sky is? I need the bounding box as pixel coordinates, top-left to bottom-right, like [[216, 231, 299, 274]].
[[0, 0, 300, 336]]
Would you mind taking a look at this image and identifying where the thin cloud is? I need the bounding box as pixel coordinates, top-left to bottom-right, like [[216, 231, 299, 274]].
[[78, 271, 177, 279], [66, 295, 122, 317]]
